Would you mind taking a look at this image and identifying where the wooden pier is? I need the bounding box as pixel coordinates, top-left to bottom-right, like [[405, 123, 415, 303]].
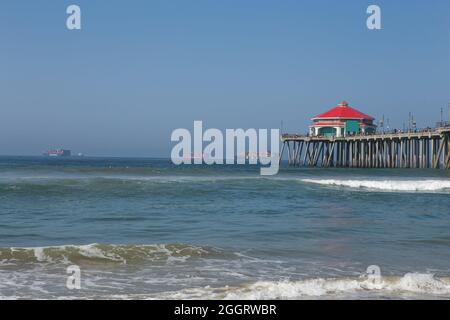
[[280, 128, 450, 169]]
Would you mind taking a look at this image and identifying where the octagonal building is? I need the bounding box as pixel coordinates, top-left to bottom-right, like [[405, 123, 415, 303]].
[[309, 101, 376, 137]]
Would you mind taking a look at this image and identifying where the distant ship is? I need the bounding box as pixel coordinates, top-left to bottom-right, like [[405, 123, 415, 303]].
[[43, 149, 71, 157]]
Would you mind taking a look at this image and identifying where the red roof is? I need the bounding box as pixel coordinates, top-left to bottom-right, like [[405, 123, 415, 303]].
[[312, 101, 374, 120]]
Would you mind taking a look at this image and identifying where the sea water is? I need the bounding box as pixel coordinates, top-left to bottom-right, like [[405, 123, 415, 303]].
[[0, 156, 449, 299]]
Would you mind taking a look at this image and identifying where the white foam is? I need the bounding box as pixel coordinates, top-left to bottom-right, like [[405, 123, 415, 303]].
[[301, 179, 450, 192], [152, 273, 450, 300], [77, 244, 125, 263], [33, 247, 49, 262], [231, 274, 450, 299], [392, 273, 450, 293], [1, 272, 449, 300]]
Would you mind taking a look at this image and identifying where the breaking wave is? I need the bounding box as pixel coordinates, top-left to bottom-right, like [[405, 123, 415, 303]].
[[0, 243, 223, 265], [155, 273, 450, 299], [301, 179, 450, 192], [1, 244, 450, 299]]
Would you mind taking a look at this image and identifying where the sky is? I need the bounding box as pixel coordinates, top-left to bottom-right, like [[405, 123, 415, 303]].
[[1, 0, 450, 157]]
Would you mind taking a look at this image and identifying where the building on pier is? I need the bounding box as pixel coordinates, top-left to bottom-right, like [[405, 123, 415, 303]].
[[309, 101, 376, 137]]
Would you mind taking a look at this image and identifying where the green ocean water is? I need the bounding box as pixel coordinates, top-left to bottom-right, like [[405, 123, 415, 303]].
[[0, 156, 449, 299]]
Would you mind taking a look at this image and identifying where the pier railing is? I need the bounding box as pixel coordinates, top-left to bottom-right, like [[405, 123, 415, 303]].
[[283, 125, 450, 140]]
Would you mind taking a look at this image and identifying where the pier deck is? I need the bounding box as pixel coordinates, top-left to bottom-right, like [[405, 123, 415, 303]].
[[280, 128, 450, 169]]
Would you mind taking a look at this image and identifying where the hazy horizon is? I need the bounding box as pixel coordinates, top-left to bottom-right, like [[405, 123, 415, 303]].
[[2, 0, 450, 157]]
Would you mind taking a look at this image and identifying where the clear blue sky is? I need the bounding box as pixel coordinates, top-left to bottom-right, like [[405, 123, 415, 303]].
[[1, 0, 450, 157]]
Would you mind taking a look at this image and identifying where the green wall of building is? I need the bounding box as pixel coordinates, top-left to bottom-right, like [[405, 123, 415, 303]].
[[318, 127, 336, 137], [345, 120, 360, 134]]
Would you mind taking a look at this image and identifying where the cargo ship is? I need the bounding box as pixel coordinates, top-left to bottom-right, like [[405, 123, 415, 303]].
[[43, 149, 71, 157]]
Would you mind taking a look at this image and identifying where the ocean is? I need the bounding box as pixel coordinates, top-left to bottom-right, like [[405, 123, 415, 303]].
[[0, 156, 449, 299]]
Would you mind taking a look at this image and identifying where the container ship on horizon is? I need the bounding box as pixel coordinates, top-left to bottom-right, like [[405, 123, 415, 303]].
[[42, 149, 71, 157]]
